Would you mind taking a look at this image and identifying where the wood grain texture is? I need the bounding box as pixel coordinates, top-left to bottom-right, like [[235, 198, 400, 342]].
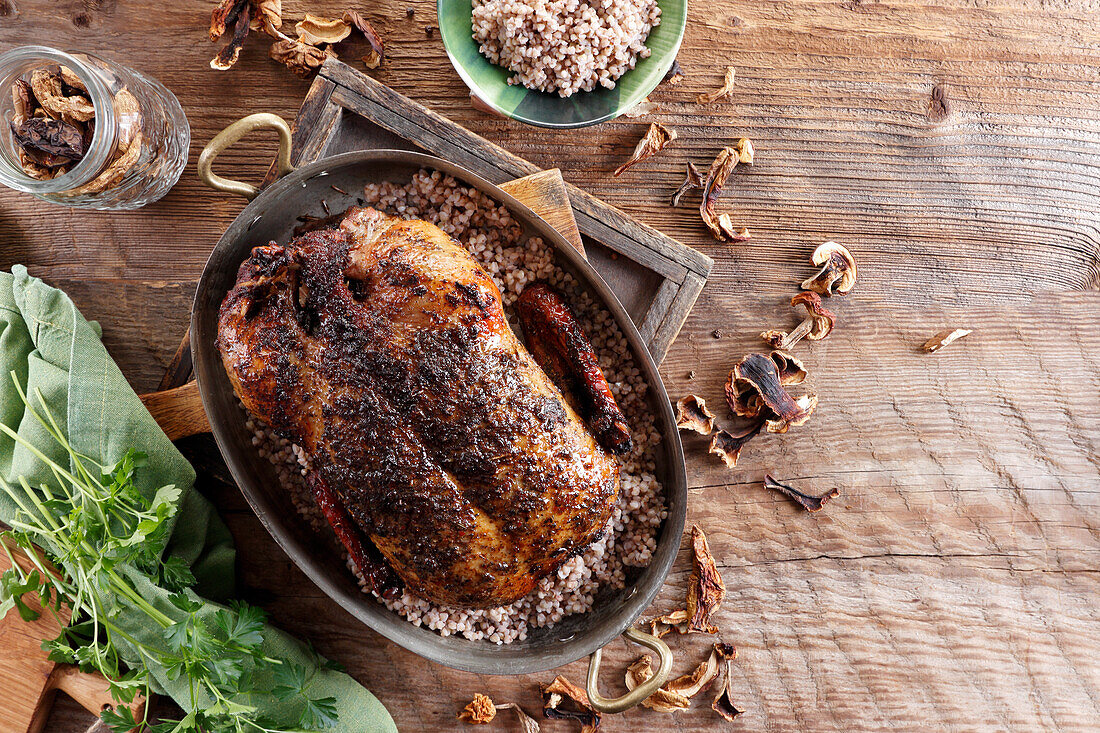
[[0, 0, 1097, 731]]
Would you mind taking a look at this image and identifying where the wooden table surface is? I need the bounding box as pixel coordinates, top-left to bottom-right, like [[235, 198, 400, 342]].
[[3, 1, 1099, 731]]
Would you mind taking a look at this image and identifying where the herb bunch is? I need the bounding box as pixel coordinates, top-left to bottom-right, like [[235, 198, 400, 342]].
[[0, 375, 339, 733]]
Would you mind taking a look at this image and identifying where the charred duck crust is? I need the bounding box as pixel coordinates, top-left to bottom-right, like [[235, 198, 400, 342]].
[[217, 211, 620, 609]]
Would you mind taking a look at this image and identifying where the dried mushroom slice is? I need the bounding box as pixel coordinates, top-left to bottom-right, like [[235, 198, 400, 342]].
[[11, 79, 33, 123], [295, 13, 352, 45], [762, 291, 835, 351], [664, 644, 725, 698], [458, 693, 496, 724], [697, 66, 736, 104], [270, 39, 336, 78], [802, 241, 857, 296], [622, 97, 660, 118], [922, 328, 971, 353], [769, 349, 807, 385], [726, 353, 814, 433], [625, 655, 691, 712], [542, 676, 599, 733], [711, 650, 744, 721], [113, 89, 143, 151], [700, 140, 752, 241], [11, 117, 85, 166], [250, 0, 282, 35], [613, 122, 676, 176], [670, 161, 702, 207], [18, 150, 55, 180], [763, 474, 838, 512], [58, 65, 86, 93], [70, 131, 143, 196], [675, 394, 716, 435], [494, 704, 540, 733], [663, 59, 684, 86], [708, 419, 764, 469], [686, 524, 725, 634], [344, 10, 385, 69], [648, 608, 691, 638], [30, 68, 95, 123], [211, 1, 252, 70], [210, 0, 248, 41]]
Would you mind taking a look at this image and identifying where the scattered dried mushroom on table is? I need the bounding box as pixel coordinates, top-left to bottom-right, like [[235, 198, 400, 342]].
[[622, 97, 660, 118], [209, 1, 385, 75], [726, 353, 817, 434], [763, 474, 839, 512], [711, 643, 744, 721], [626, 655, 690, 712], [675, 394, 716, 435], [761, 291, 835, 350], [613, 122, 677, 176], [542, 676, 599, 733], [686, 524, 725, 634], [709, 420, 764, 468], [670, 161, 703, 207], [922, 328, 971, 352], [802, 241, 857, 296], [697, 66, 736, 104], [700, 139, 753, 241]]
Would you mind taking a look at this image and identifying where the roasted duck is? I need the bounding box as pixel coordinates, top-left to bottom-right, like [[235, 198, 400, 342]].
[[217, 208, 621, 608]]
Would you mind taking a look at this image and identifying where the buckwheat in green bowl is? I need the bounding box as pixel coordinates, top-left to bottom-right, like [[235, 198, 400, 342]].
[[438, 0, 687, 129]]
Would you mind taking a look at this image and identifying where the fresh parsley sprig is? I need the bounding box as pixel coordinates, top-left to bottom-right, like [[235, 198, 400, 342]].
[[0, 374, 339, 733]]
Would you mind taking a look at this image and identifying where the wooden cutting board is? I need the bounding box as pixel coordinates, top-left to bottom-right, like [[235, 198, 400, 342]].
[[0, 538, 145, 733]]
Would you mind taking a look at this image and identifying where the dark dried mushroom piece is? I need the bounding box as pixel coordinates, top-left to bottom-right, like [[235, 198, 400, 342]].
[[700, 139, 753, 241], [708, 419, 765, 468], [211, 0, 253, 70], [769, 349, 807, 385], [663, 58, 684, 85], [697, 66, 736, 104], [613, 122, 677, 176], [670, 161, 702, 207], [711, 649, 744, 722], [458, 693, 496, 724], [761, 291, 835, 351], [11, 117, 85, 166], [802, 241, 857, 296], [922, 328, 971, 353], [675, 394, 716, 435], [542, 676, 599, 733], [686, 524, 725, 634], [210, 0, 247, 41], [725, 353, 815, 434], [270, 38, 337, 78], [763, 474, 838, 512], [344, 10, 386, 69], [626, 655, 691, 712]]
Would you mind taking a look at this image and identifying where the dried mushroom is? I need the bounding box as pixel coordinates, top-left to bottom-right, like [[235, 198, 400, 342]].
[[458, 693, 496, 724], [270, 39, 336, 78], [71, 131, 142, 195], [296, 13, 352, 45], [670, 161, 702, 207], [922, 328, 971, 353], [700, 140, 752, 241], [211, 1, 252, 70], [697, 66, 736, 104], [542, 676, 599, 733], [495, 704, 540, 733], [711, 645, 744, 721], [725, 353, 815, 434], [763, 474, 838, 512], [344, 10, 386, 69], [663, 59, 684, 85], [58, 65, 86, 93], [613, 122, 677, 176], [10, 117, 85, 166], [686, 524, 725, 634], [761, 291, 835, 351], [30, 68, 95, 122], [708, 419, 764, 469], [769, 349, 807, 385], [11, 79, 33, 123], [250, 0, 282, 35], [625, 655, 690, 712], [664, 644, 726, 698], [675, 394, 716, 435], [801, 241, 857, 296], [648, 608, 691, 638]]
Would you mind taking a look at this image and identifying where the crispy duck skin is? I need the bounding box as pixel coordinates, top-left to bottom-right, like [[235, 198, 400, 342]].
[[217, 209, 620, 608], [515, 282, 633, 455]]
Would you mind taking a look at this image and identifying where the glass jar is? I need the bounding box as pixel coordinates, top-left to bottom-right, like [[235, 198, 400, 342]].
[[0, 46, 189, 209]]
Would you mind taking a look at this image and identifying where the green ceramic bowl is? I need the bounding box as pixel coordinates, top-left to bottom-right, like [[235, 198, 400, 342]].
[[438, 0, 687, 129]]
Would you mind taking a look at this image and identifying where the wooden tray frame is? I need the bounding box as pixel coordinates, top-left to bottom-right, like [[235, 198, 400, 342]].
[[271, 59, 712, 364]]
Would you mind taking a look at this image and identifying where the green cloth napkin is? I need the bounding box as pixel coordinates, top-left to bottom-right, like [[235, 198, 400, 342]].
[[0, 265, 396, 732]]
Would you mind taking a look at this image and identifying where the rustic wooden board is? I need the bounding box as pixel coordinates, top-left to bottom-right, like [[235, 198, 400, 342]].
[[270, 59, 712, 363], [0, 0, 1098, 731]]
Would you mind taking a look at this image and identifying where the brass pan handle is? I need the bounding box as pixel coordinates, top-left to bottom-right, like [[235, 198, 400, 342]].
[[586, 627, 673, 714], [197, 113, 294, 200]]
